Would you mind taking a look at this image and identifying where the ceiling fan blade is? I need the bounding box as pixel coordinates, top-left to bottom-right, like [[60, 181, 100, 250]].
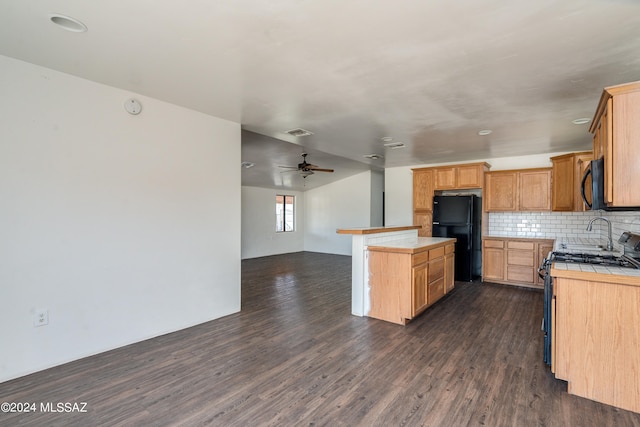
[[278, 165, 298, 169], [280, 169, 298, 173], [307, 167, 334, 173]]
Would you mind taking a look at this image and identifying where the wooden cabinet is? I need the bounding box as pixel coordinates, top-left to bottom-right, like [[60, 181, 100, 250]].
[[444, 244, 455, 293], [413, 163, 489, 236], [518, 169, 552, 211], [484, 168, 552, 212], [427, 246, 446, 304], [411, 254, 428, 317], [551, 151, 593, 211], [482, 237, 553, 289], [589, 81, 640, 207], [368, 239, 455, 325], [413, 169, 434, 237], [482, 239, 505, 281], [433, 162, 489, 190], [553, 274, 640, 413], [484, 171, 517, 211]]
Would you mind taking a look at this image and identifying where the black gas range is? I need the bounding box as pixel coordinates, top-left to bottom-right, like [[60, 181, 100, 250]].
[[545, 251, 640, 269], [540, 231, 640, 366]]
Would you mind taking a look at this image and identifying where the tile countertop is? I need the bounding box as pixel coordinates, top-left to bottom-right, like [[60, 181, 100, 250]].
[[552, 237, 623, 256], [550, 237, 640, 286], [366, 237, 456, 254]]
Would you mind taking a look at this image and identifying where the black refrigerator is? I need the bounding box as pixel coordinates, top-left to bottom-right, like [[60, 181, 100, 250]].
[[432, 195, 481, 281]]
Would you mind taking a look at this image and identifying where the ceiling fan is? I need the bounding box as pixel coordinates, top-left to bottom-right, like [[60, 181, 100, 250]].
[[279, 153, 334, 178]]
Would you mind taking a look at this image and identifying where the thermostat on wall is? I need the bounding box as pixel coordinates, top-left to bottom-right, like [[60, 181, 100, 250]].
[[125, 98, 142, 115]]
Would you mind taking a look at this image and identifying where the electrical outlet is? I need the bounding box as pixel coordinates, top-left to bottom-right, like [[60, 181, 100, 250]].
[[34, 309, 49, 327]]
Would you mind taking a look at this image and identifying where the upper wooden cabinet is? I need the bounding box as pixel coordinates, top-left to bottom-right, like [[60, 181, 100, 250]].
[[433, 162, 490, 190], [589, 81, 640, 207], [413, 169, 434, 211], [484, 168, 552, 212], [550, 151, 593, 212], [413, 162, 489, 237]]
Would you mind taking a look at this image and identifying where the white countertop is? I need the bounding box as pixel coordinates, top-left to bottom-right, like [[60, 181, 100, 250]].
[[366, 237, 456, 254]]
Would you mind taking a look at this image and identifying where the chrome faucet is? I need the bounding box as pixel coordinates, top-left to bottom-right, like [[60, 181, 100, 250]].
[[587, 216, 614, 251]]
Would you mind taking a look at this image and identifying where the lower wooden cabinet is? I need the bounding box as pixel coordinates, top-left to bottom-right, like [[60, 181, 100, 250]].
[[444, 245, 455, 293], [482, 237, 554, 289], [368, 240, 455, 325]]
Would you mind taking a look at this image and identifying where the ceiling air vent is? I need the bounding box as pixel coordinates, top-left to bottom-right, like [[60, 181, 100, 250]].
[[284, 128, 313, 137], [383, 142, 406, 149]]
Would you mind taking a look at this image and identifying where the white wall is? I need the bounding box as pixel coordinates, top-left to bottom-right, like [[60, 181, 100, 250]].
[[241, 187, 305, 259], [384, 152, 569, 225], [0, 56, 241, 382], [304, 171, 375, 255], [370, 169, 384, 227]]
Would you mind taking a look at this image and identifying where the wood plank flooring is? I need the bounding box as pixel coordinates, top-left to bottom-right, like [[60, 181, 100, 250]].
[[2, 251, 640, 426]]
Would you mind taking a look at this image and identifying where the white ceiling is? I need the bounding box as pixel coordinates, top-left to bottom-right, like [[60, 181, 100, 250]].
[[2, 1, 640, 190]]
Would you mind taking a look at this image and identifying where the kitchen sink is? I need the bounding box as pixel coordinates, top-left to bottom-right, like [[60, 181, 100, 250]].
[[558, 243, 605, 251]]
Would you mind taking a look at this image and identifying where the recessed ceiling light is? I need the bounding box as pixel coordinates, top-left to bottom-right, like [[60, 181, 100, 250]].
[[572, 118, 591, 125], [49, 14, 88, 32], [363, 154, 384, 160], [383, 142, 406, 149], [241, 161, 255, 169], [380, 137, 394, 142], [478, 130, 492, 136]]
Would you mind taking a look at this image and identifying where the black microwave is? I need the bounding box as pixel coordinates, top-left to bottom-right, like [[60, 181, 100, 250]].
[[581, 157, 640, 211]]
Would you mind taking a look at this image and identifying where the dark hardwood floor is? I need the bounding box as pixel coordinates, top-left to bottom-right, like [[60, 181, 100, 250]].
[[2, 251, 640, 426]]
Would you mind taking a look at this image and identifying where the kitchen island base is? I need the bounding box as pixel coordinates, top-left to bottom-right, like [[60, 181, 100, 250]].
[[367, 238, 456, 325]]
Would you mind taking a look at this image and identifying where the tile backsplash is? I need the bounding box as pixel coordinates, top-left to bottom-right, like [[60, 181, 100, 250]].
[[487, 211, 640, 250]]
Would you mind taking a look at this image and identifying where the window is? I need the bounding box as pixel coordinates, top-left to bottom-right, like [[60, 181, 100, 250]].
[[276, 195, 295, 232]]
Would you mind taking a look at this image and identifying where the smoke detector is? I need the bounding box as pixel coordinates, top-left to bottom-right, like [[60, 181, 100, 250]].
[[284, 128, 313, 137]]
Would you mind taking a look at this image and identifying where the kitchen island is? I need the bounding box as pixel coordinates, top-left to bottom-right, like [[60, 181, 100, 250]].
[[337, 226, 422, 317], [367, 237, 456, 325], [550, 262, 640, 414]]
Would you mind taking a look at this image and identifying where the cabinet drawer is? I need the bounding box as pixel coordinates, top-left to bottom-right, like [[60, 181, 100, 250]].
[[507, 250, 535, 266], [507, 241, 535, 250], [428, 278, 445, 303], [429, 246, 445, 260], [445, 244, 455, 255], [484, 239, 504, 249], [507, 265, 535, 283], [412, 251, 429, 266], [428, 259, 445, 282]]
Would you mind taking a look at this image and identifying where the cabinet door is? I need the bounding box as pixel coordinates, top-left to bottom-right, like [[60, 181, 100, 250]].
[[482, 240, 505, 281], [412, 263, 428, 317], [552, 156, 574, 211], [601, 98, 612, 204], [434, 167, 456, 190], [519, 169, 552, 211], [413, 169, 434, 211], [611, 91, 640, 206], [456, 164, 483, 188], [444, 252, 455, 293], [413, 211, 432, 237], [484, 172, 517, 211]]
